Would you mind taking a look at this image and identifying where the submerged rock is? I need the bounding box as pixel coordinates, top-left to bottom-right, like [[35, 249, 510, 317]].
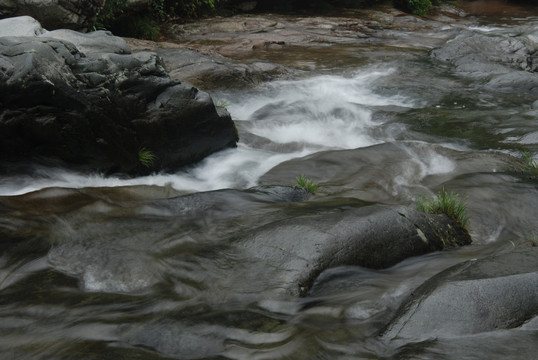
[[2, 184, 470, 297], [32, 186, 310, 294], [0, 16, 238, 175], [381, 247, 538, 341]]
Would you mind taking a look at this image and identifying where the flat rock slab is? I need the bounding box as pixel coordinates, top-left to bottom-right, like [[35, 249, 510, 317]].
[[381, 247, 538, 341], [163, 10, 461, 57]]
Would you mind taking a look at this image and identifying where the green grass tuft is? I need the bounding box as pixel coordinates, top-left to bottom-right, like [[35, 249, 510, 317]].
[[528, 233, 538, 247], [394, 0, 432, 17], [138, 147, 158, 168], [417, 186, 469, 228], [522, 151, 538, 171], [296, 174, 319, 194]]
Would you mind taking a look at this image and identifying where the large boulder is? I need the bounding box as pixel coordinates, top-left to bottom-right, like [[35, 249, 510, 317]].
[[431, 29, 538, 92], [0, 16, 238, 175], [381, 247, 538, 341], [229, 204, 472, 296], [0, 0, 104, 30]]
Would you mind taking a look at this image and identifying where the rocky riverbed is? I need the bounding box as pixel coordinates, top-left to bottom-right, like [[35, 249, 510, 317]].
[[0, 2, 537, 359]]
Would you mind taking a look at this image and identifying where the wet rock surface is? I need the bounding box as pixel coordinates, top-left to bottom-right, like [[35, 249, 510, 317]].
[[125, 5, 538, 96], [431, 29, 538, 92], [0, 185, 468, 297], [0, 3, 537, 359], [122, 7, 467, 89], [124, 37, 302, 90], [162, 9, 460, 57], [231, 204, 471, 297], [381, 247, 538, 341], [0, 16, 238, 175], [3, 177, 533, 359]]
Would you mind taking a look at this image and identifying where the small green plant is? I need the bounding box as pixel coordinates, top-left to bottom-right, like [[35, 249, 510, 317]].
[[138, 147, 158, 168], [417, 186, 469, 228], [217, 100, 230, 108], [152, 0, 169, 22], [92, 0, 130, 31], [409, 0, 432, 16], [296, 174, 319, 194], [394, 0, 432, 17], [522, 151, 538, 171]]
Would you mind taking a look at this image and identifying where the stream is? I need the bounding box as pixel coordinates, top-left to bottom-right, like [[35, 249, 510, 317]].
[[1, 3, 537, 359]]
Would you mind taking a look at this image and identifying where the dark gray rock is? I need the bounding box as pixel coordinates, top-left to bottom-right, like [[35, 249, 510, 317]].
[[0, 17, 238, 175], [381, 247, 538, 341], [432, 31, 536, 72], [231, 205, 471, 296], [431, 30, 538, 92], [0, 0, 104, 30], [43, 28, 132, 55]]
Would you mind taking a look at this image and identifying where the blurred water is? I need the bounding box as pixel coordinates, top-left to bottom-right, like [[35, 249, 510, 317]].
[[0, 67, 416, 196], [0, 10, 537, 360]]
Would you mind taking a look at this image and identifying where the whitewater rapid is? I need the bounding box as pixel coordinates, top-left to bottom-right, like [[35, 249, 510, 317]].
[[0, 67, 449, 196]]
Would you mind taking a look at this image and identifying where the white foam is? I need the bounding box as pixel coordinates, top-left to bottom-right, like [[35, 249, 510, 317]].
[[230, 69, 413, 150], [0, 68, 417, 196], [468, 25, 504, 33]]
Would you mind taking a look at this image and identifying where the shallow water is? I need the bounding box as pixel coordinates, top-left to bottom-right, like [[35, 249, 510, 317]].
[[1, 8, 538, 360]]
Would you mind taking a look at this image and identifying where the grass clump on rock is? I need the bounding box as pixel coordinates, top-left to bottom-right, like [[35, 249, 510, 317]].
[[138, 147, 158, 168], [522, 151, 538, 171], [417, 186, 469, 228], [296, 174, 320, 194]]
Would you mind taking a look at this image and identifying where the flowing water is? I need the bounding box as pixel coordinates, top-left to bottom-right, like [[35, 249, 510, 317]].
[[1, 6, 537, 360]]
